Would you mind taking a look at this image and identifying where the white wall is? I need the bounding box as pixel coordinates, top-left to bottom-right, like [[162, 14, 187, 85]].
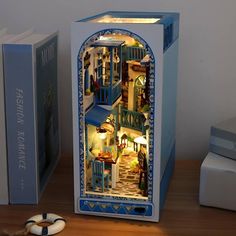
[[1, 0, 236, 159]]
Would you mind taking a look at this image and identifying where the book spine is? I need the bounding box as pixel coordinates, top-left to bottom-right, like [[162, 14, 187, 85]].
[[35, 35, 59, 196], [0, 43, 8, 204], [3, 44, 37, 204]]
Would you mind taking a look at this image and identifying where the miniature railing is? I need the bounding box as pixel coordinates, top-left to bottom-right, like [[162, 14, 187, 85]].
[[120, 107, 145, 133], [96, 86, 110, 104], [96, 80, 121, 105], [112, 80, 121, 103], [125, 46, 146, 61]]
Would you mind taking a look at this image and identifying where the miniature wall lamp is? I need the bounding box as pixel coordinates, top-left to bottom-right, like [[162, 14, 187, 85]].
[[97, 128, 107, 140]]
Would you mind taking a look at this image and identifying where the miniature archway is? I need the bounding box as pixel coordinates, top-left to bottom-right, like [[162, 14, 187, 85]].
[[77, 29, 156, 201]]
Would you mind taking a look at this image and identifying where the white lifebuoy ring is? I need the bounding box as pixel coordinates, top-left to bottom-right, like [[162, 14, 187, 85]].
[[25, 213, 66, 235]]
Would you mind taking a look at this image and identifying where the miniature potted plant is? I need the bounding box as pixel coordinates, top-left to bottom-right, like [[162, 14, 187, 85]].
[[130, 159, 139, 173], [85, 88, 91, 96], [141, 104, 149, 119]]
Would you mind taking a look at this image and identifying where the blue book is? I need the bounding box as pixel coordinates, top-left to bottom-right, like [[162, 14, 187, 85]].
[[3, 32, 59, 204], [0, 29, 35, 205]]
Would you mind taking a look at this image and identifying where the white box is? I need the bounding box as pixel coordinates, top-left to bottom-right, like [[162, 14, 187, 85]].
[[209, 117, 236, 160], [71, 11, 179, 221], [199, 152, 236, 211]]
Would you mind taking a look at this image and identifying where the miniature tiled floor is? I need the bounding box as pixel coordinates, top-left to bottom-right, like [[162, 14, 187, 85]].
[[87, 154, 146, 198]]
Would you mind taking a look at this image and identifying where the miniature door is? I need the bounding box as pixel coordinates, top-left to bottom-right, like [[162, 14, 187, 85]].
[[72, 12, 179, 222]]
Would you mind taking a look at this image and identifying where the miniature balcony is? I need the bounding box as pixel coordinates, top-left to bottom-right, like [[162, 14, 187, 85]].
[[96, 80, 121, 106], [124, 46, 146, 61], [120, 106, 146, 133]]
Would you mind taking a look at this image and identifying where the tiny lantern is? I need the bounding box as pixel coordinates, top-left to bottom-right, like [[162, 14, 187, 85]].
[[121, 133, 128, 147], [97, 128, 107, 140]]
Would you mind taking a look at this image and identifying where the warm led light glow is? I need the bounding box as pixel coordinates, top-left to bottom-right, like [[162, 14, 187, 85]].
[[97, 128, 107, 140], [99, 132, 107, 140], [93, 16, 160, 24]]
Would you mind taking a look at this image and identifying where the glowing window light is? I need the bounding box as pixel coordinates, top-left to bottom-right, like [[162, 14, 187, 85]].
[[92, 16, 160, 24]]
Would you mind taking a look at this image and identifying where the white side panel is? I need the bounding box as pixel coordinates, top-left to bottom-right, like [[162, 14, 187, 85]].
[[161, 39, 179, 178]]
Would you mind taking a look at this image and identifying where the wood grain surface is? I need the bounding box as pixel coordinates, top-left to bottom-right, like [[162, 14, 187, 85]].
[[0, 156, 236, 236]]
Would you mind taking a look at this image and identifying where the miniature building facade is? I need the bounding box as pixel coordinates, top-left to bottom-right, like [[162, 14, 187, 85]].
[[71, 11, 179, 222]]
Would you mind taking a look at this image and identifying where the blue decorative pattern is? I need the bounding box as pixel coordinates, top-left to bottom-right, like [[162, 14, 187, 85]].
[[80, 200, 152, 216], [77, 29, 156, 204]]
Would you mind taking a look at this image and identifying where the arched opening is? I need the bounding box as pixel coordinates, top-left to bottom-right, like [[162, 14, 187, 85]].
[[77, 29, 155, 201]]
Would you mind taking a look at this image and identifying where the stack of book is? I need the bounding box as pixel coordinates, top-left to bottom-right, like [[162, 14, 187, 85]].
[[0, 28, 60, 204], [199, 117, 236, 211]]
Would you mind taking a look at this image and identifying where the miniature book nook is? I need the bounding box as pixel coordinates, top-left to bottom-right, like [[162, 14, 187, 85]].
[[72, 11, 179, 222]]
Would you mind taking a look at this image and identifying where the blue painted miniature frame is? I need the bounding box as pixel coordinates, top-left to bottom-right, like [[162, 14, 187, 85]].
[[77, 28, 156, 206]]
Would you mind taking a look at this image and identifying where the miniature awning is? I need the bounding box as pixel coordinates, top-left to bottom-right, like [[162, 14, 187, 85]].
[[91, 40, 124, 48], [85, 105, 111, 127], [140, 54, 150, 65]]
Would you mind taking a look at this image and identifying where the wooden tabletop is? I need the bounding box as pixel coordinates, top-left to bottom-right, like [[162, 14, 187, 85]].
[[95, 154, 119, 164], [0, 156, 236, 236]]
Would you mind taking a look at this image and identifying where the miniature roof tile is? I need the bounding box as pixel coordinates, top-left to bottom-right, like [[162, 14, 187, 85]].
[[85, 105, 111, 127]]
